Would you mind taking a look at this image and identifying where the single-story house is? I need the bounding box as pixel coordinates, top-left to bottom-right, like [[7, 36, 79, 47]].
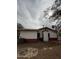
[[17, 27, 58, 43]]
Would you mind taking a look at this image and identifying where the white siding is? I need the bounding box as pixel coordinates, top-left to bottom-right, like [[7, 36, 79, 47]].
[[49, 30, 57, 38], [20, 31, 37, 39]]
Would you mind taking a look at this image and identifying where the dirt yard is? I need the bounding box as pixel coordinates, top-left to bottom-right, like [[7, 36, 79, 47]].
[[17, 41, 61, 59]]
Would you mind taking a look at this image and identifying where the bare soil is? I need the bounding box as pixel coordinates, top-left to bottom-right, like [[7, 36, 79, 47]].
[[17, 41, 61, 59]]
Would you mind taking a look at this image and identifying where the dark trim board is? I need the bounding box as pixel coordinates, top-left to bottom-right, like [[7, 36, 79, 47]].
[[49, 38, 57, 41], [18, 38, 58, 43]]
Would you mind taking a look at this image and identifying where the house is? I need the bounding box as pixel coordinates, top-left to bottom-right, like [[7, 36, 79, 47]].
[[17, 27, 58, 43]]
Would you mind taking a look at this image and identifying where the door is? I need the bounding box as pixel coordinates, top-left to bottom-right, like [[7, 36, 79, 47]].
[[43, 31, 49, 42]]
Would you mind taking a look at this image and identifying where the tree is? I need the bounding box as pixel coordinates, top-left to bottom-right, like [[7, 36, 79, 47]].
[[17, 23, 24, 29], [43, 0, 61, 39], [49, 0, 61, 20], [17, 23, 24, 41]]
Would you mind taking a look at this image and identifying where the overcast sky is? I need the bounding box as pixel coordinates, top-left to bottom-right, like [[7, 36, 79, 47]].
[[17, 0, 55, 29]]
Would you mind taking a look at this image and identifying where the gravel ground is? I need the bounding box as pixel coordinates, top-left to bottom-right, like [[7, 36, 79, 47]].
[[17, 41, 61, 59]]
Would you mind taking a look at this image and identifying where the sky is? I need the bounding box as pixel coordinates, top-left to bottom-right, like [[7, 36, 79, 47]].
[[17, 0, 55, 29]]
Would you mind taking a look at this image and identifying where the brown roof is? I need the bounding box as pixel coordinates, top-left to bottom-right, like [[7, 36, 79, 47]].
[[38, 27, 57, 32], [17, 27, 57, 32]]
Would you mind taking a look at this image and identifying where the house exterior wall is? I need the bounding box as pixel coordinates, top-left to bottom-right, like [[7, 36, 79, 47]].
[[20, 31, 37, 39], [18, 28, 57, 43], [39, 29, 57, 39], [49, 30, 57, 38]]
